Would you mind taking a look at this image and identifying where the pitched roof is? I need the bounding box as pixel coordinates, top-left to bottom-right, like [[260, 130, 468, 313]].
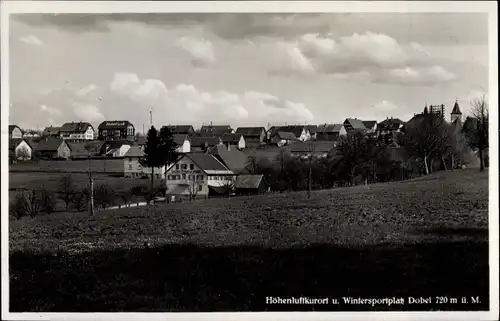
[[362, 120, 377, 129], [68, 140, 104, 156], [378, 118, 404, 131], [190, 136, 221, 148], [234, 174, 265, 189], [9, 138, 30, 150], [98, 121, 133, 129], [344, 118, 366, 130], [220, 133, 243, 144], [60, 122, 93, 133], [235, 127, 266, 136], [9, 125, 22, 134], [105, 140, 131, 149], [289, 141, 336, 153], [173, 134, 189, 145], [185, 153, 232, 172], [206, 144, 248, 174], [42, 126, 61, 136], [277, 125, 305, 137], [35, 137, 67, 152], [317, 124, 344, 133], [276, 131, 299, 140], [305, 125, 318, 134], [165, 125, 194, 134], [451, 101, 462, 114], [200, 125, 233, 135], [124, 146, 144, 157], [25, 138, 40, 150]]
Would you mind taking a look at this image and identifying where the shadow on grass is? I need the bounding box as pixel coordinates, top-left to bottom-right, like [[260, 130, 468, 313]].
[[10, 241, 489, 312]]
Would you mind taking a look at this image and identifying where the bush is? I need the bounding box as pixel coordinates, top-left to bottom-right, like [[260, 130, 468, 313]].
[[94, 184, 116, 209], [71, 189, 88, 212], [40, 188, 57, 214], [10, 194, 27, 220], [24, 190, 41, 218]]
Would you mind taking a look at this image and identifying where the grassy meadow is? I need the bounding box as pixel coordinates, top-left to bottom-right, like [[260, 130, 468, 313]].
[[9, 169, 489, 312]]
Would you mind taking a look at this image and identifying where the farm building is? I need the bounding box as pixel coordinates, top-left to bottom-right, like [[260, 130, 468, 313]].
[[199, 124, 233, 136], [35, 137, 72, 160], [235, 127, 267, 148], [59, 122, 95, 140], [190, 136, 222, 152], [9, 125, 23, 139], [316, 124, 347, 141], [104, 141, 132, 158], [9, 138, 33, 161], [66, 140, 105, 159], [173, 135, 191, 153], [42, 126, 61, 138], [343, 118, 367, 133], [305, 125, 318, 140], [165, 125, 195, 136], [123, 146, 166, 179], [271, 131, 300, 147], [165, 153, 234, 200], [268, 125, 311, 142], [220, 133, 246, 150], [362, 120, 378, 133], [98, 121, 135, 141], [234, 174, 269, 196]]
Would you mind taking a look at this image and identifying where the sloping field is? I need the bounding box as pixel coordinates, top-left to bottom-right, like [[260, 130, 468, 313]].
[[9, 170, 489, 312]]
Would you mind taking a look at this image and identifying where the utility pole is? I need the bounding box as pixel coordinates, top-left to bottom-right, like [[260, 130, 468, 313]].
[[87, 148, 95, 216], [307, 142, 314, 199]]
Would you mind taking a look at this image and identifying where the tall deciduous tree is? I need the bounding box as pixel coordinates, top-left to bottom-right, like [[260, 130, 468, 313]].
[[140, 126, 163, 199], [400, 114, 450, 175], [462, 95, 489, 171]]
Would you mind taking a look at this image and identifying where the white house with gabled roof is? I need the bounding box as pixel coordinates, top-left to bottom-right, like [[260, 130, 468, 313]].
[[165, 153, 235, 199]]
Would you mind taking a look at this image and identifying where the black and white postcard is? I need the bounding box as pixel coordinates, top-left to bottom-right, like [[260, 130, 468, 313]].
[[1, 1, 498, 320]]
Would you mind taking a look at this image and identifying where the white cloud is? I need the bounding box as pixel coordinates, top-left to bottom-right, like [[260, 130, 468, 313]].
[[271, 32, 456, 86], [73, 103, 105, 122], [40, 104, 62, 116], [109, 73, 313, 126], [176, 36, 216, 67], [76, 84, 97, 96], [20, 35, 42, 46], [374, 100, 398, 112], [379, 66, 456, 85]]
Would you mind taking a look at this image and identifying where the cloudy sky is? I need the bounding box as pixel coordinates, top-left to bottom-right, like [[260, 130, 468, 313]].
[[9, 12, 489, 131]]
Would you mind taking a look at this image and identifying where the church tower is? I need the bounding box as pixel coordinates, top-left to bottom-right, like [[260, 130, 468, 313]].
[[451, 100, 462, 123]]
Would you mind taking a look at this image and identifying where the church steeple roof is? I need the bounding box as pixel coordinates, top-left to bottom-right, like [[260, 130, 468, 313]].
[[451, 100, 462, 114]]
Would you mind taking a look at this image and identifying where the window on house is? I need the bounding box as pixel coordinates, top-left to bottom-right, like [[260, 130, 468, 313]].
[[198, 184, 203, 191], [176, 164, 179, 169], [102, 130, 107, 136], [181, 164, 187, 170], [188, 175, 193, 180], [198, 175, 204, 181], [190, 164, 194, 170], [128, 165, 132, 170], [182, 174, 186, 180]]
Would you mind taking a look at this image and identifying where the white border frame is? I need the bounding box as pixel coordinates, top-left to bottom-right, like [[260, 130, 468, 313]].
[[1, 2, 498, 321]]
